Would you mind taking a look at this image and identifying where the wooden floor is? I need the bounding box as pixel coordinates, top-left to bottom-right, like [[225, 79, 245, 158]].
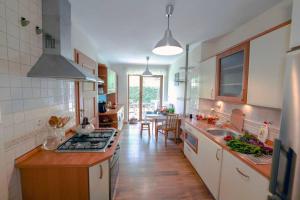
[[115, 124, 213, 200]]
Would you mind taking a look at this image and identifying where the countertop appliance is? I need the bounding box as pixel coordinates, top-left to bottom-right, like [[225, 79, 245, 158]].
[[99, 102, 107, 113], [56, 128, 117, 152], [269, 2, 300, 199]]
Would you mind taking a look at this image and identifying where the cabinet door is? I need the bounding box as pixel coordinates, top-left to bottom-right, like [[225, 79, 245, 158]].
[[219, 151, 269, 200], [198, 133, 222, 199], [248, 25, 290, 108], [199, 56, 216, 100], [188, 67, 201, 113], [89, 160, 110, 200], [216, 42, 249, 103], [107, 69, 116, 94]]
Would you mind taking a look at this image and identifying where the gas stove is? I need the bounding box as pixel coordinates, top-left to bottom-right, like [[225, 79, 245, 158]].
[[56, 128, 117, 152]]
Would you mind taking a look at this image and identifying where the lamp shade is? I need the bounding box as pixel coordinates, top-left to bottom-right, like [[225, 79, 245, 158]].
[[142, 66, 152, 76], [152, 29, 183, 56], [142, 56, 152, 76]]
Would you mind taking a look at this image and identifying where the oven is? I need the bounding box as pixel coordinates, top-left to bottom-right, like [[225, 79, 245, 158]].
[[110, 144, 120, 200], [185, 131, 198, 153]]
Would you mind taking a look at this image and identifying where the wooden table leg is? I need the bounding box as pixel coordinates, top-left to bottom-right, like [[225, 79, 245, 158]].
[[152, 120, 154, 134], [155, 119, 158, 142]]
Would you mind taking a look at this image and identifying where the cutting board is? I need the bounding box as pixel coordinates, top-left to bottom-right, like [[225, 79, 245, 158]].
[[230, 109, 245, 132]]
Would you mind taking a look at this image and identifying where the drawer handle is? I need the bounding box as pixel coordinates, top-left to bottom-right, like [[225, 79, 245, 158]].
[[236, 168, 250, 180], [215, 149, 221, 161], [99, 165, 103, 179]]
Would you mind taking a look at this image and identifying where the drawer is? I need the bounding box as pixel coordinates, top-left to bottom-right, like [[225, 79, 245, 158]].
[[220, 150, 269, 200]]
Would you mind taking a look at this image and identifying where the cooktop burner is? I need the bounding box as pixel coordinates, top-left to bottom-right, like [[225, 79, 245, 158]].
[[56, 128, 117, 152]]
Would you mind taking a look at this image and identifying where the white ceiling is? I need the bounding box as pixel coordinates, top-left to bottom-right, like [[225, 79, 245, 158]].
[[69, 0, 282, 65]]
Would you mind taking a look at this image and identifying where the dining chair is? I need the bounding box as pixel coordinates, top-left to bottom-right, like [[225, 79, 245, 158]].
[[156, 114, 179, 145], [140, 111, 152, 137], [140, 120, 151, 137]]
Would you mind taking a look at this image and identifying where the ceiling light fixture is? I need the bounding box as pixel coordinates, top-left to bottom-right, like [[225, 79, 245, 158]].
[[152, 3, 183, 56], [142, 56, 152, 76]]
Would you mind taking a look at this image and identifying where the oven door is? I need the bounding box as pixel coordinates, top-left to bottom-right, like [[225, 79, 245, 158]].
[[110, 144, 120, 200], [185, 131, 198, 153]]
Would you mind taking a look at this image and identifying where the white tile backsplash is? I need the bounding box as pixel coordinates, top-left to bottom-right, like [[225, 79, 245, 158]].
[[7, 34, 19, 50], [0, 17, 6, 32], [0, 45, 7, 59], [0, 59, 8, 74], [7, 48, 19, 63], [0, 0, 76, 198]]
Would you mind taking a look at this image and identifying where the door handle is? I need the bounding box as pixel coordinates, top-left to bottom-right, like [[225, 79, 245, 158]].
[[99, 165, 103, 179], [236, 168, 250, 180]]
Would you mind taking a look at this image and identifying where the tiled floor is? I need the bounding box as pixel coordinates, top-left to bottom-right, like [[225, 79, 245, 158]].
[[115, 124, 213, 200]]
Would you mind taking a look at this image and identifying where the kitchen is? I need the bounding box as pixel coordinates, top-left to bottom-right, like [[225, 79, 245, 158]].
[[0, 0, 299, 200]]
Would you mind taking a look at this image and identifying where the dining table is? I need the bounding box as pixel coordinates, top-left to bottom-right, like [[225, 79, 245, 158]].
[[145, 113, 181, 143]]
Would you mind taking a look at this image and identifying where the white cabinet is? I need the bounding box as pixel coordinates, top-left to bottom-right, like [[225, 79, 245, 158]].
[[198, 133, 222, 199], [199, 56, 216, 100], [219, 150, 269, 200], [248, 25, 290, 108], [89, 160, 110, 200], [188, 67, 201, 114]]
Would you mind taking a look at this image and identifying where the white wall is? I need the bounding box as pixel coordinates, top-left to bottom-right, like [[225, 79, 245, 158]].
[[0, 0, 105, 199], [0, 0, 78, 199], [201, 0, 292, 60], [71, 21, 98, 61], [109, 63, 169, 121]]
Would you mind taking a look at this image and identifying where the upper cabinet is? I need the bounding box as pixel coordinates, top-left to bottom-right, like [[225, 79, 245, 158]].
[[215, 42, 250, 104], [98, 64, 117, 95], [107, 69, 117, 94], [199, 56, 216, 100], [247, 25, 290, 108], [188, 66, 201, 113]]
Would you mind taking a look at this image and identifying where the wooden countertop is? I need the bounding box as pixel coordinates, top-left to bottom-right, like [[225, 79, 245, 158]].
[[98, 105, 124, 116], [184, 118, 272, 179], [15, 129, 121, 169]]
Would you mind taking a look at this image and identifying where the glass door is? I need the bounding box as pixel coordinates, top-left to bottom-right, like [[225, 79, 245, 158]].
[[216, 42, 249, 103], [141, 76, 162, 119], [128, 75, 141, 120], [128, 75, 163, 121]]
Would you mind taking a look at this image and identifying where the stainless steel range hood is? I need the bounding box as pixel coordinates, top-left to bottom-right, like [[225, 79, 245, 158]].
[[27, 0, 103, 83]]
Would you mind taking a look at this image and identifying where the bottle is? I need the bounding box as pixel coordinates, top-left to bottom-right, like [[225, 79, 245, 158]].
[[258, 121, 270, 143]]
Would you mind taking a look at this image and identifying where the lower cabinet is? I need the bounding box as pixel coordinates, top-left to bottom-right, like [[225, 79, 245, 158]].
[[198, 134, 222, 199], [183, 123, 269, 200], [219, 150, 269, 200], [89, 160, 110, 200]]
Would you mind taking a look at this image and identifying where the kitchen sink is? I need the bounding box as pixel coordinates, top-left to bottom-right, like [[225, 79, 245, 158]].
[[206, 128, 239, 137]]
